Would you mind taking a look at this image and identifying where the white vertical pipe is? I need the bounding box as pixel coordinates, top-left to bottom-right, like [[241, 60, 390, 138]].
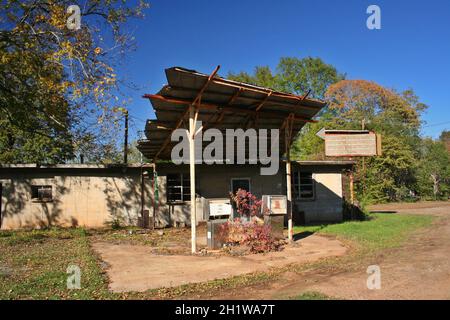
[[189, 106, 197, 253]]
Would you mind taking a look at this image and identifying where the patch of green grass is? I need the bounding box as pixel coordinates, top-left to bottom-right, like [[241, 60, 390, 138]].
[[291, 291, 334, 300], [293, 213, 434, 251], [0, 227, 117, 300], [0, 227, 83, 246]]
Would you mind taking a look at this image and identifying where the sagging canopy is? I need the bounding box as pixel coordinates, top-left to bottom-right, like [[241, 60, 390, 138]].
[[138, 66, 327, 161]]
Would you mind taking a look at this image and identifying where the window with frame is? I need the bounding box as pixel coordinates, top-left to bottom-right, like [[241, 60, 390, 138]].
[[31, 185, 53, 202], [167, 173, 190, 202], [292, 172, 314, 200]]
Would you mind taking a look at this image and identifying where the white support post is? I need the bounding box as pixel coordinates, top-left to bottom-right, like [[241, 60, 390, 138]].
[[189, 106, 197, 253], [286, 153, 293, 242], [285, 116, 294, 242]]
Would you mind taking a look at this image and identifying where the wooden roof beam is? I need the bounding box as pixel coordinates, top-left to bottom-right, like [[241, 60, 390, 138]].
[[162, 86, 321, 110], [203, 87, 242, 130], [255, 91, 272, 112], [144, 94, 315, 123]]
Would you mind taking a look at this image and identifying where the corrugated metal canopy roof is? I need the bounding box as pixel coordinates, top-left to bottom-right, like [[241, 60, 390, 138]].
[[138, 66, 327, 161]]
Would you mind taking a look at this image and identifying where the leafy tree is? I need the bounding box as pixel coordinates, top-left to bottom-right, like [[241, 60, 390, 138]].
[[228, 56, 344, 99], [440, 130, 450, 154], [416, 138, 450, 199], [228, 57, 345, 160], [291, 112, 336, 160], [0, 0, 149, 164], [126, 140, 150, 164], [323, 80, 432, 202], [276, 57, 345, 99], [324, 80, 428, 202], [228, 66, 279, 91], [326, 81, 425, 130], [361, 136, 417, 203]]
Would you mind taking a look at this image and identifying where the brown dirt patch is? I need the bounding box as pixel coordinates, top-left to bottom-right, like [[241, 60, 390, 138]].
[[368, 201, 449, 215]]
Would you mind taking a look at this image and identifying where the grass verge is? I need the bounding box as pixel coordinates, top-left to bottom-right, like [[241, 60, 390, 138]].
[[293, 213, 434, 251]]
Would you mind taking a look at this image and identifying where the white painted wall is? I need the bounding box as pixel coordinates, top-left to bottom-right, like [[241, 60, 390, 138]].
[[294, 172, 344, 223]]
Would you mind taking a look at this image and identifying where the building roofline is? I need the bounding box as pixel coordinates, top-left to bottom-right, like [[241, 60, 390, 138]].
[[0, 163, 146, 169], [294, 160, 356, 166], [0, 161, 354, 169]]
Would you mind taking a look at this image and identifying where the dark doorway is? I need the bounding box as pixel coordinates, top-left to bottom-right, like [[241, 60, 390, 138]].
[[230, 178, 251, 194]]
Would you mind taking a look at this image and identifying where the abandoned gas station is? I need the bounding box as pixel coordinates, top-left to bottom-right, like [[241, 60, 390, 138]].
[[137, 66, 356, 253], [0, 66, 357, 253]]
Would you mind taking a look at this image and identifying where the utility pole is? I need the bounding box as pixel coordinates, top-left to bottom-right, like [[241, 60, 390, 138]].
[[124, 109, 128, 165]]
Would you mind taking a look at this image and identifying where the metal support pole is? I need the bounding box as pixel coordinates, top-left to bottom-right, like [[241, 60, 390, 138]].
[[285, 115, 294, 242], [349, 171, 355, 205], [124, 110, 129, 164], [286, 155, 293, 242], [151, 163, 158, 230], [189, 106, 197, 253]]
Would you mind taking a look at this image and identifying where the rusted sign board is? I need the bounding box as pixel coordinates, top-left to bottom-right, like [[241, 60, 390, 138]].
[[317, 129, 382, 157]]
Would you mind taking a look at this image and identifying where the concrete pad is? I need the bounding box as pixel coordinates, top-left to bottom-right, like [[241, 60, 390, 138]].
[[92, 235, 347, 292]]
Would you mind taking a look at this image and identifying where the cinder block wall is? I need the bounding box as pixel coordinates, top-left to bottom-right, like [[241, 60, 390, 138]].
[[151, 164, 284, 228], [151, 163, 347, 227], [0, 163, 348, 229], [0, 167, 149, 230]]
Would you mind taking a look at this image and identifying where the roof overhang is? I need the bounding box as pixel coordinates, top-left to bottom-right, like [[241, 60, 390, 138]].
[[138, 66, 327, 161]]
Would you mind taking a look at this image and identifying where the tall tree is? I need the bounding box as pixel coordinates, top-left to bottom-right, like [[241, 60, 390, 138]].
[[228, 66, 279, 91], [0, 0, 149, 164], [324, 80, 428, 202], [228, 57, 345, 160], [276, 57, 345, 99], [363, 136, 417, 202], [228, 57, 344, 99], [416, 138, 450, 199], [440, 130, 450, 154]]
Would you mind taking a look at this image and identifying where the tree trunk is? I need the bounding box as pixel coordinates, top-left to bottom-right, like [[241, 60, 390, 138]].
[[431, 174, 439, 200]]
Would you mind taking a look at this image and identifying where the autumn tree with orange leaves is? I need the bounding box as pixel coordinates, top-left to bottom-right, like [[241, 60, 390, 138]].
[[322, 80, 428, 202]]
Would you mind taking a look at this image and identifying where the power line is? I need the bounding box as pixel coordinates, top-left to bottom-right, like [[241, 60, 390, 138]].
[[128, 114, 148, 123], [422, 120, 450, 128]]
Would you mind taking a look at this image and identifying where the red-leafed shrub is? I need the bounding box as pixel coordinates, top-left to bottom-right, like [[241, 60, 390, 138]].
[[218, 190, 284, 254], [219, 217, 283, 254], [242, 220, 278, 253], [229, 189, 263, 217]]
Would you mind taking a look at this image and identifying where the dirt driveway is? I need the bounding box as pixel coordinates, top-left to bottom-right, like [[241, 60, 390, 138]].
[[209, 201, 450, 300], [92, 234, 346, 292]]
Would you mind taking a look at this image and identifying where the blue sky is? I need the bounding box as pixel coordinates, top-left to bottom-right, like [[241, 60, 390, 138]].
[[119, 0, 450, 140]]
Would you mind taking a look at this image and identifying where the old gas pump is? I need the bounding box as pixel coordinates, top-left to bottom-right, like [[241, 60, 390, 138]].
[[261, 195, 287, 240]]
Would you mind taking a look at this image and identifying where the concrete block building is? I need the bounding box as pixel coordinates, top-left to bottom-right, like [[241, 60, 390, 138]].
[[0, 161, 353, 230]]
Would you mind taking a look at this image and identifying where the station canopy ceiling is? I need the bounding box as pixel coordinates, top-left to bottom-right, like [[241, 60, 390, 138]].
[[138, 66, 327, 161]]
